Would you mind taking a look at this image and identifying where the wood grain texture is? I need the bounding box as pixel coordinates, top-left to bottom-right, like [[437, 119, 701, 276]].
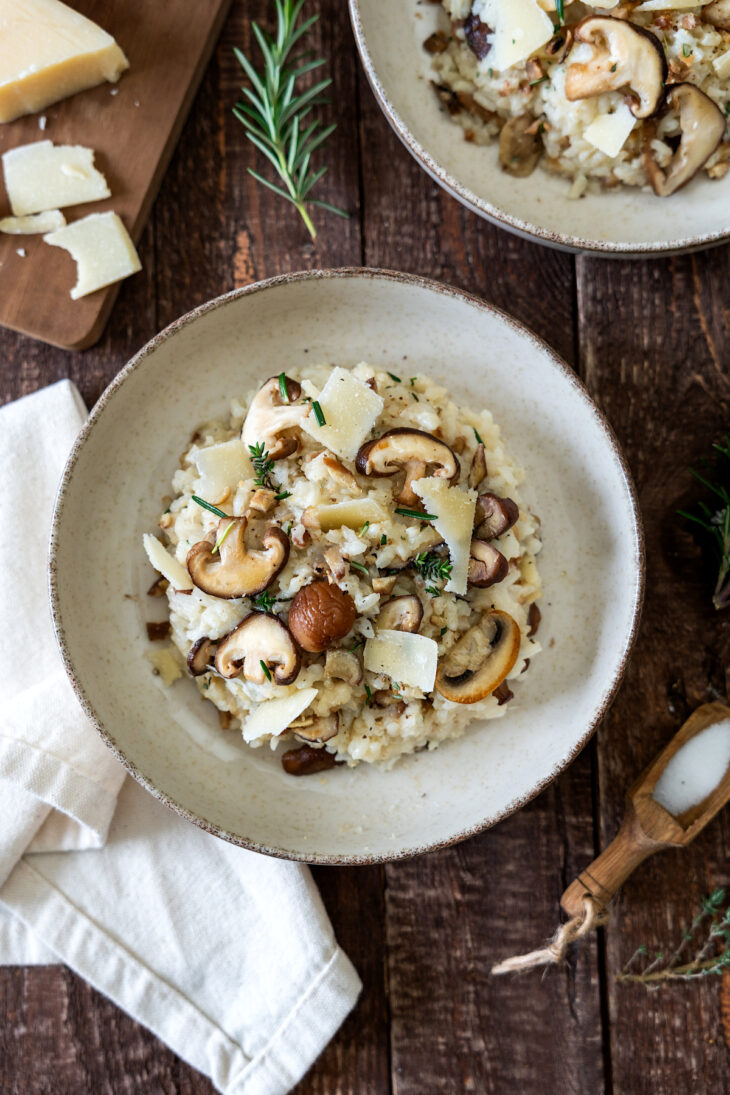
[[577, 247, 730, 1095], [0, 0, 232, 350]]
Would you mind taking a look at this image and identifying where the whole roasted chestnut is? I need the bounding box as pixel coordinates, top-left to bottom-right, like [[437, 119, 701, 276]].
[[288, 580, 356, 653]]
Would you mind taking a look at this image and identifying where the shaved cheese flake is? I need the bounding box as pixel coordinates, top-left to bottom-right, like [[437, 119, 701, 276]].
[[241, 688, 318, 744], [0, 209, 65, 234], [364, 630, 438, 693], [584, 102, 636, 158], [193, 439, 252, 500], [714, 49, 730, 80], [312, 497, 387, 531], [412, 477, 476, 596], [303, 366, 384, 460], [479, 0, 553, 71], [143, 534, 192, 591], [636, 0, 711, 8]]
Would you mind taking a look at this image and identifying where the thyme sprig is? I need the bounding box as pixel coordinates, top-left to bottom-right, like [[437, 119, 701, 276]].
[[252, 589, 292, 613], [249, 441, 276, 490], [233, 0, 348, 239], [414, 550, 452, 583], [618, 889, 730, 985], [678, 435, 730, 610]]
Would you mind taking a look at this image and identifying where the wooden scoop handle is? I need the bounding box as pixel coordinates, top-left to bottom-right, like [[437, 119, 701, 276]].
[[560, 800, 662, 919]]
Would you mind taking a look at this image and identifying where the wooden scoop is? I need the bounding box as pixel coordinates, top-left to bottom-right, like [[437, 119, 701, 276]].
[[561, 702, 730, 919]]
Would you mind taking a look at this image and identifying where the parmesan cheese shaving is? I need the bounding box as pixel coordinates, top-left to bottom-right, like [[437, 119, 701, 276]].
[[143, 534, 192, 591], [477, 0, 553, 71], [303, 366, 384, 460], [3, 140, 110, 215], [241, 688, 319, 744], [584, 103, 636, 158], [412, 477, 476, 596], [193, 439, 252, 501], [364, 630, 438, 693]]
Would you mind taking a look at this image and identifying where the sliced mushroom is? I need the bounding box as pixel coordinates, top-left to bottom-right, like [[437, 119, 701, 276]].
[[468, 540, 509, 588], [215, 612, 300, 684], [323, 545, 348, 583], [545, 28, 574, 64], [376, 595, 423, 633], [355, 429, 459, 508], [463, 11, 492, 60], [527, 602, 542, 637], [499, 114, 543, 178], [493, 681, 514, 706], [281, 743, 337, 776], [468, 443, 488, 490], [187, 518, 289, 598], [187, 636, 217, 676], [705, 0, 730, 30], [372, 574, 398, 595], [147, 575, 169, 598], [321, 453, 361, 496], [435, 610, 521, 704], [474, 493, 519, 540], [372, 691, 407, 716], [565, 16, 667, 119], [290, 713, 339, 744], [424, 30, 450, 54], [644, 84, 726, 198], [241, 375, 311, 460], [324, 649, 362, 686]]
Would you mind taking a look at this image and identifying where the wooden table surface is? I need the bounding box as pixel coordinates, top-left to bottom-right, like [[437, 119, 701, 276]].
[[1, 2, 729, 1092]]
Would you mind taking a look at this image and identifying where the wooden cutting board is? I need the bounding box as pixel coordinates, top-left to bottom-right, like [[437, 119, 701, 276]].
[[0, 0, 232, 350]]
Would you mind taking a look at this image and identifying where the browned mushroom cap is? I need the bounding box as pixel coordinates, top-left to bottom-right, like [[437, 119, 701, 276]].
[[705, 0, 730, 30], [324, 649, 362, 685], [474, 493, 519, 539], [187, 518, 289, 599], [499, 114, 543, 178], [376, 595, 424, 633], [464, 11, 492, 60], [281, 743, 337, 776], [355, 429, 460, 508], [565, 16, 667, 119], [187, 637, 217, 676], [288, 712, 340, 743], [215, 612, 300, 684], [435, 610, 521, 704], [241, 375, 310, 460], [644, 84, 726, 198], [468, 540, 509, 588]]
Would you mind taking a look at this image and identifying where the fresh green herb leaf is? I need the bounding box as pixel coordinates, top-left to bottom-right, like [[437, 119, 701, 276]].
[[395, 507, 438, 521], [440, 626, 447, 636], [387, 371, 402, 383], [248, 441, 276, 490], [350, 560, 369, 575], [260, 659, 272, 682], [312, 399, 326, 426], [555, 0, 564, 24], [682, 44, 692, 58], [678, 435, 730, 610], [473, 427, 484, 445], [252, 589, 291, 612], [410, 377, 416, 386], [426, 585, 442, 597], [360, 520, 370, 537], [364, 683, 373, 706], [610, 63, 618, 73], [278, 372, 290, 402], [380, 534, 387, 546], [414, 551, 453, 583], [212, 519, 237, 555], [275, 490, 292, 501], [411, 392, 420, 402], [192, 495, 228, 519], [350, 638, 364, 652], [233, 0, 348, 239], [284, 522, 292, 537], [530, 75, 549, 86]]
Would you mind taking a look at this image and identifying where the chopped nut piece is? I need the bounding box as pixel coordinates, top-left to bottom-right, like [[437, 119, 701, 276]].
[[146, 621, 171, 641]]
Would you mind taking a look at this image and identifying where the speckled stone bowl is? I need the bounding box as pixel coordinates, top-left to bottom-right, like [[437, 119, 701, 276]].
[[50, 269, 644, 863], [349, 0, 730, 256]]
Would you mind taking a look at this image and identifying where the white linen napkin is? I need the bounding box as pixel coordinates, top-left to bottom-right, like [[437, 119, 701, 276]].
[[0, 380, 361, 1095]]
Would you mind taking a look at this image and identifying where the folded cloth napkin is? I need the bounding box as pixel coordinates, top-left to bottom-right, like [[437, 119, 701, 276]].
[[0, 381, 361, 1095]]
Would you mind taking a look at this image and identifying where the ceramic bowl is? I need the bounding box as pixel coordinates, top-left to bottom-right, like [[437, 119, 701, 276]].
[[50, 269, 644, 863], [348, 0, 730, 256]]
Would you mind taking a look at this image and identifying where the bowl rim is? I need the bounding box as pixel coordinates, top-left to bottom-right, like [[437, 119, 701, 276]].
[[49, 266, 646, 864], [347, 0, 730, 258]]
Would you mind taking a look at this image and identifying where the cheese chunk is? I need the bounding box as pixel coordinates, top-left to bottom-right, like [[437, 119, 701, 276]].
[[0, 0, 128, 124], [412, 478, 476, 596], [193, 439, 253, 502], [241, 688, 319, 744], [44, 211, 141, 299], [636, 0, 710, 8], [478, 0, 553, 71], [584, 103, 636, 158], [714, 49, 730, 80], [0, 209, 64, 234], [3, 140, 110, 216], [309, 497, 387, 532], [364, 630, 438, 693], [143, 534, 193, 591], [146, 646, 183, 687], [304, 366, 384, 460]]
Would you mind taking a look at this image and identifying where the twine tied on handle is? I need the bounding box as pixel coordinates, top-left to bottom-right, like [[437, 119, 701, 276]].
[[492, 893, 610, 975]]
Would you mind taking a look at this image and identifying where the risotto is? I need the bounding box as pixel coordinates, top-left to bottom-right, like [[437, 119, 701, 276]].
[[143, 363, 542, 773], [427, 0, 730, 196]]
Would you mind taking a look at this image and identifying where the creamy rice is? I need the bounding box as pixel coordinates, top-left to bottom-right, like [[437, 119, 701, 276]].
[[144, 363, 542, 770], [430, 0, 730, 194]]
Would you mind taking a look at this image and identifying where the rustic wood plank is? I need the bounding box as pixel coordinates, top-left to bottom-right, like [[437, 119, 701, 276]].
[[577, 245, 730, 1095], [356, 64, 605, 1095]]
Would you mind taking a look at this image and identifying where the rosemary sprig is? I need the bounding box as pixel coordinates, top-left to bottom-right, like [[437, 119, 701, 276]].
[[395, 507, 438, 521], [233, 0, 348, 239], [618, 889, 730, 985], [260, 659, 273, 682], [192, 496, 228, 519], [678, 435, 730, 610]]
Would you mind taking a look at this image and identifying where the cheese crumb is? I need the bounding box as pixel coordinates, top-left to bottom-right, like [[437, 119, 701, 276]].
[[44, 211, 142, 300]]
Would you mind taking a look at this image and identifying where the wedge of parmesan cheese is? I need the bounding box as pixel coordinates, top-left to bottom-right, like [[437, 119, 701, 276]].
[[303, 366, 384, 460], [714, 49, 730, 80], [412, 477, 476, 596], [0, 209, 65, 234], [193, 439, 252, 502], [584, 103, 636, 158], [241, 688, 319, 744], [636, 0, 710, 8], [0, 0, 129, 124], [364, 630, 438, 693], [143, 534, 193, 591], [3, 140, 110, 216], [44, 211, 141, 299], [308, 497, 387, 532], [478, 0, 553, 71]]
